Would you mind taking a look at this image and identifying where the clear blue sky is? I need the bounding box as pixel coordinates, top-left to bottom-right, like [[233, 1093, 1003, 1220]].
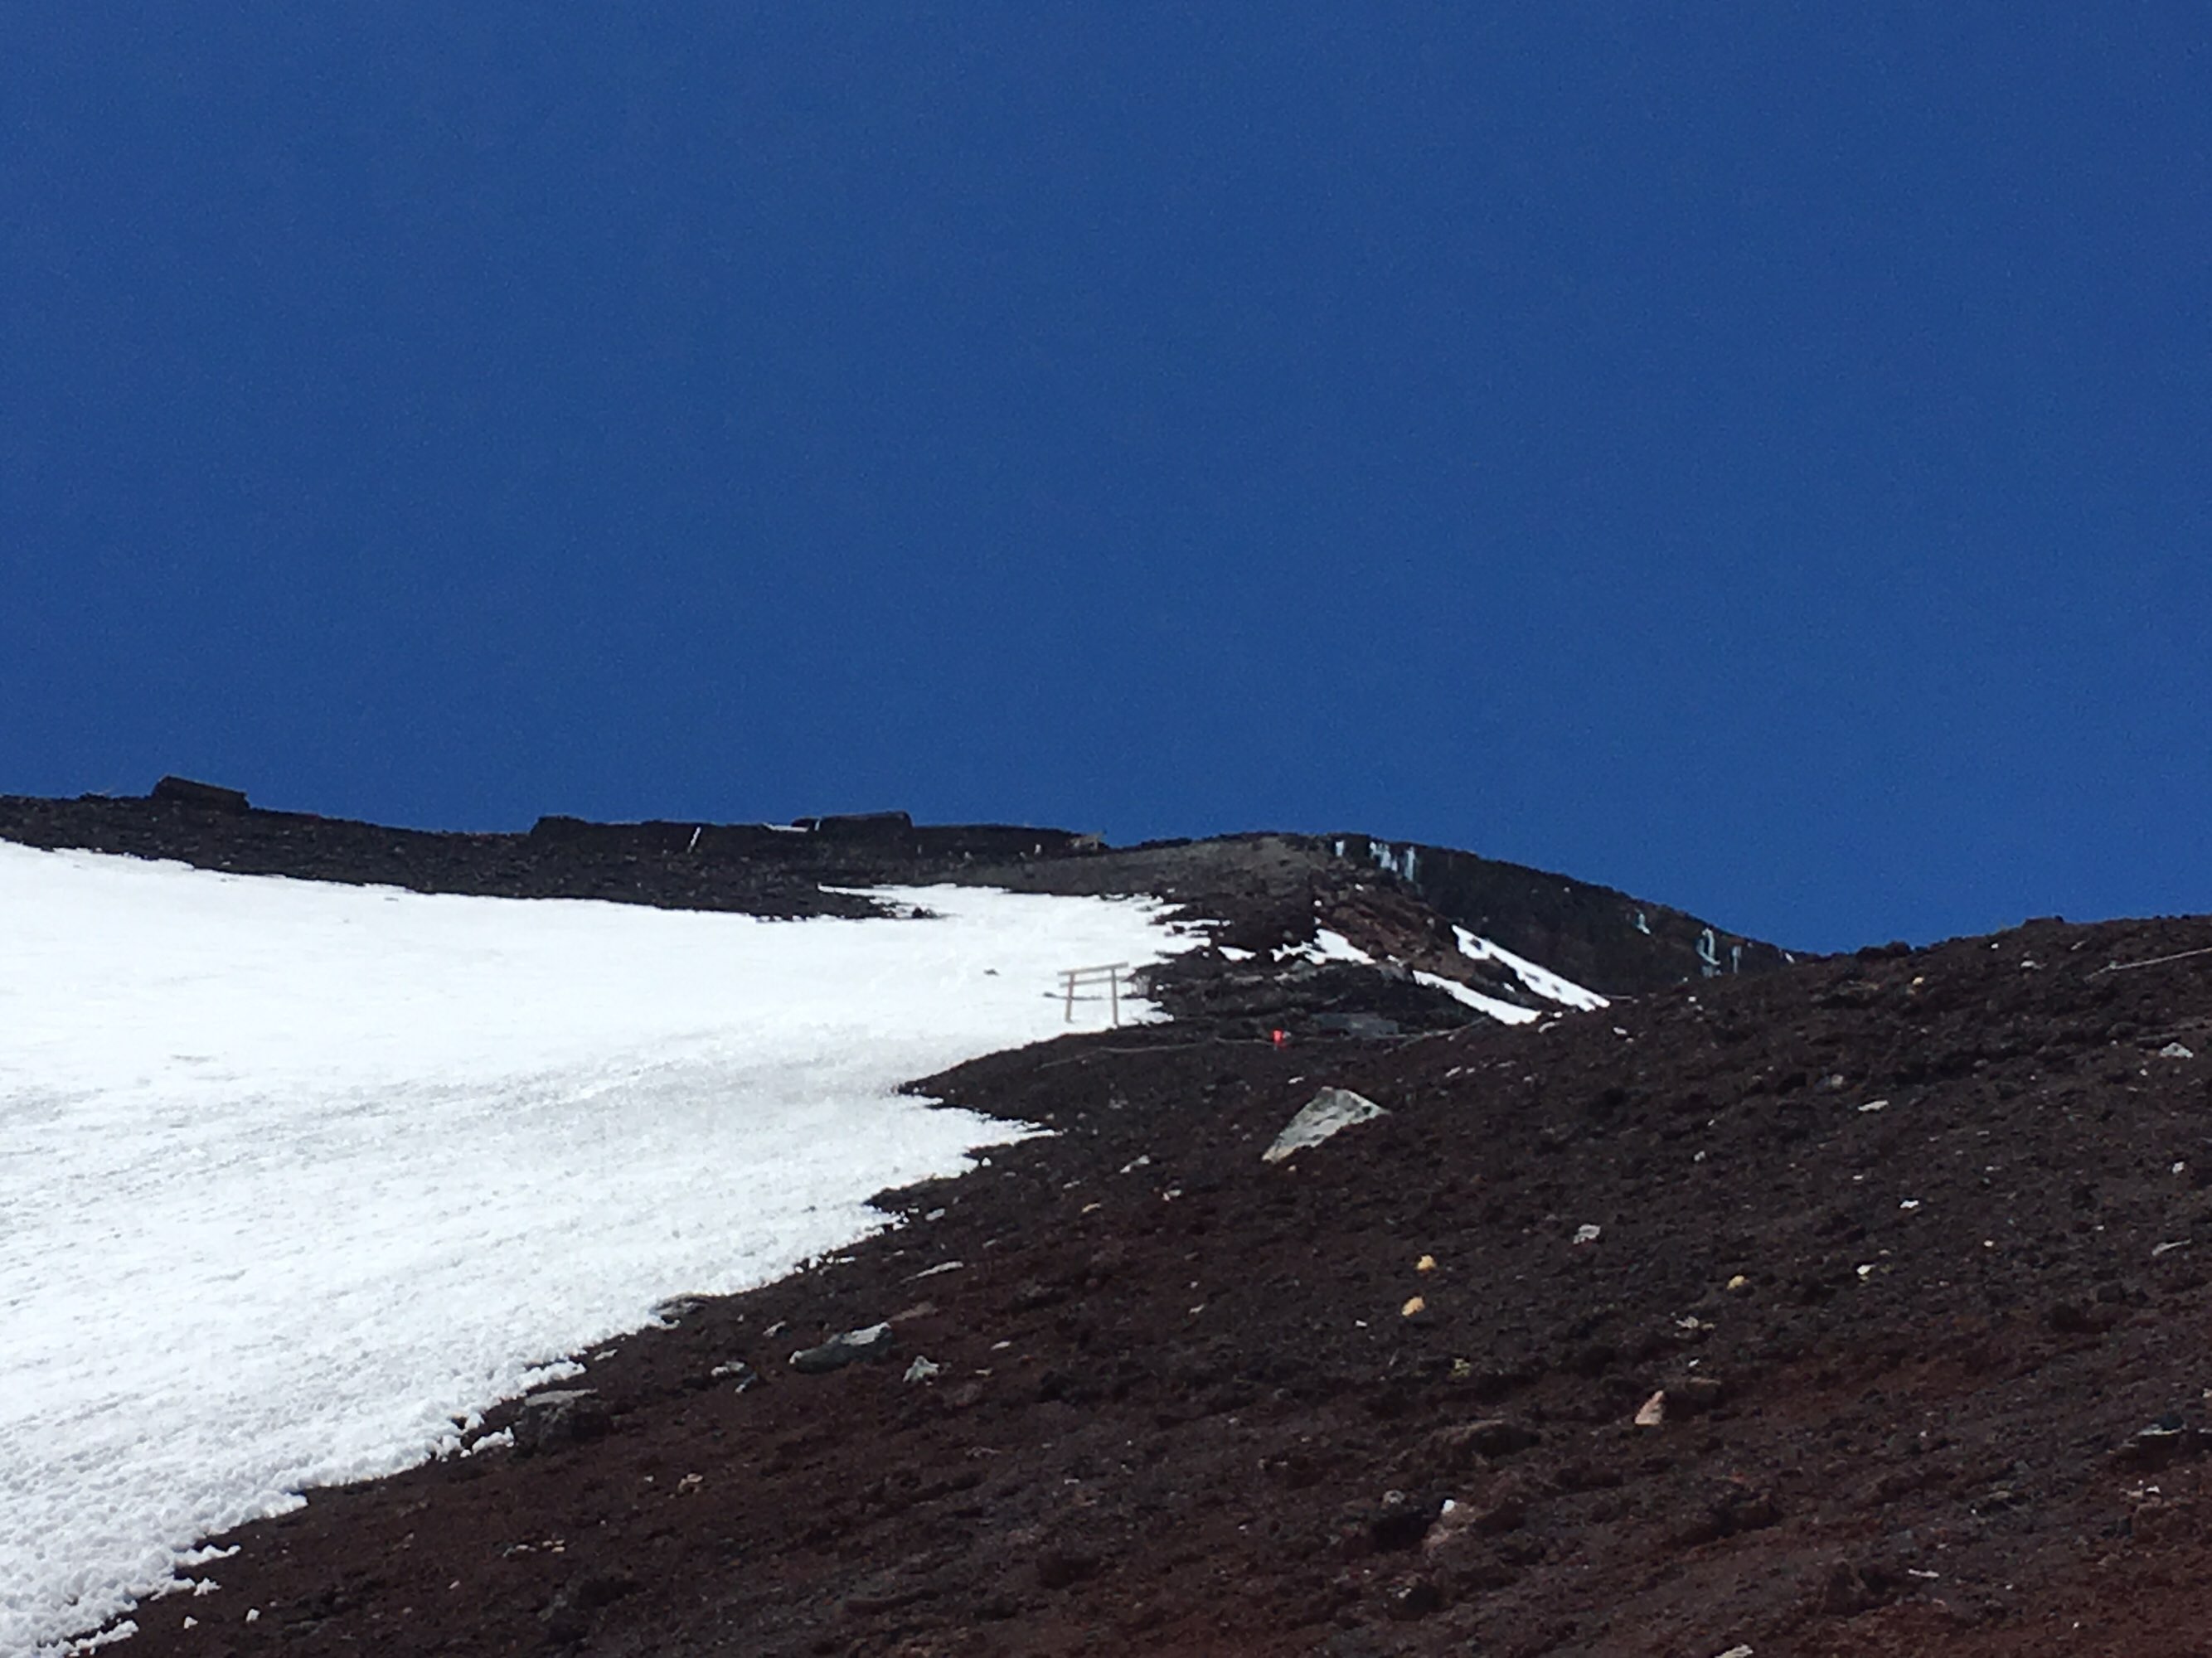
[[4, 6, 2207, 953]]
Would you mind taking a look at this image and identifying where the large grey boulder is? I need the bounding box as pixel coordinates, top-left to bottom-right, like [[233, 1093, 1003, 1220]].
[[1263, 1088, 1388, 1163], [510, 1389, 612, 1455], [789, 1321, 895, 1374]]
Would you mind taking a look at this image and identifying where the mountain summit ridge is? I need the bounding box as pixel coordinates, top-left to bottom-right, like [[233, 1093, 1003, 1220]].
[[0, 783, 1790, 1003]]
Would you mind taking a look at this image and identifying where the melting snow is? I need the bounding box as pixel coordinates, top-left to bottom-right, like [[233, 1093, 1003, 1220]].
[[1453, 925, 1608, 1011], [1311, 928, 1372, 963], [1412, 970, 1542, 1025], [0, 843, 1192, 1655], [1273, 924, 1594, 1029], [1272, 928, 1373, 967]]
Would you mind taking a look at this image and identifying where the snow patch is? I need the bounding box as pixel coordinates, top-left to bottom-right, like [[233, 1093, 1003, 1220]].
[[0, 843, 1196, 1655], [1273, 928, 1374, 967], [1413, 970, 1543, 1025], [1453, 925, 1607, 1011]]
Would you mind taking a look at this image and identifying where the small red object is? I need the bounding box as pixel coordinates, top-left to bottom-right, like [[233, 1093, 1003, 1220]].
[[1270, 1029, 1289, 1048]]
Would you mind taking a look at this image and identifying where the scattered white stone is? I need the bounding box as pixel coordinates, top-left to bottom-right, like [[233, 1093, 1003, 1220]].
[[1714, 1646, 1754, 1658], [1262, 1088, 1387, 1163], [1572, 1224, 1603, 1246], [1857, 1098, 1889, 1113], [909, 1260, 965, 1279], [902, 1356, 941, 1384], [2161, 1043, 2195, 1059], [1634, 1391, 1666, 1427]]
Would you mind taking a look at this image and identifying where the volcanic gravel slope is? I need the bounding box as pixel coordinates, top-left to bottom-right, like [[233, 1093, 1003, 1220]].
[[20, 793, 2212, 1656], [76, 913, 2212, 1658]]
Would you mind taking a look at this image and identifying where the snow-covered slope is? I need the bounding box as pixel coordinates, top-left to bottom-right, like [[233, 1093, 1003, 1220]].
[[0, 845, 1194, 1656]]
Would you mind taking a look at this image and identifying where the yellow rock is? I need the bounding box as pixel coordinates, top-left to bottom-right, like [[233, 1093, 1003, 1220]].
[[1415, 1254, 1437, 1273], [1400, 1295, 1427, 1317], [1634, 1390, 1666, 1428], [1726, 1274, 1750, 1292]]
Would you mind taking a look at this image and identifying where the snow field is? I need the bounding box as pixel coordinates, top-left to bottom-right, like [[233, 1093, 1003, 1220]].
[[0, 845, 1193, 1655]]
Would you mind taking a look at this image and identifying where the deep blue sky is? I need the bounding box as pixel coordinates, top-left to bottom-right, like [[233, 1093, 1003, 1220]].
[[4, 7, 2207, 952]]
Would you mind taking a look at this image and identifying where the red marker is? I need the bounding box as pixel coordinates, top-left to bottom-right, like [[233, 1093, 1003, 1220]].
[[1270, 1029, 1289, 1048]]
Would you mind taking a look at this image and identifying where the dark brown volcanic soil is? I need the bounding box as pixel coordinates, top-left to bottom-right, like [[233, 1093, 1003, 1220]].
[[20, 792, 2212, 1656]]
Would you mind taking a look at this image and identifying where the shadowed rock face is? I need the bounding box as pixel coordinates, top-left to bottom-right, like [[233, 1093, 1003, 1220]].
[[1329, 831, 1795, 993]]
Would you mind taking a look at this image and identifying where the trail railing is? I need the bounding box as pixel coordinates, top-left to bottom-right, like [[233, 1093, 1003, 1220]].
[[1056, 963, 1132, 1027]]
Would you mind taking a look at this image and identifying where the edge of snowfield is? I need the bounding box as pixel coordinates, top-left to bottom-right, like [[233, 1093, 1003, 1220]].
[[0, 843, 1203, 1657]]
